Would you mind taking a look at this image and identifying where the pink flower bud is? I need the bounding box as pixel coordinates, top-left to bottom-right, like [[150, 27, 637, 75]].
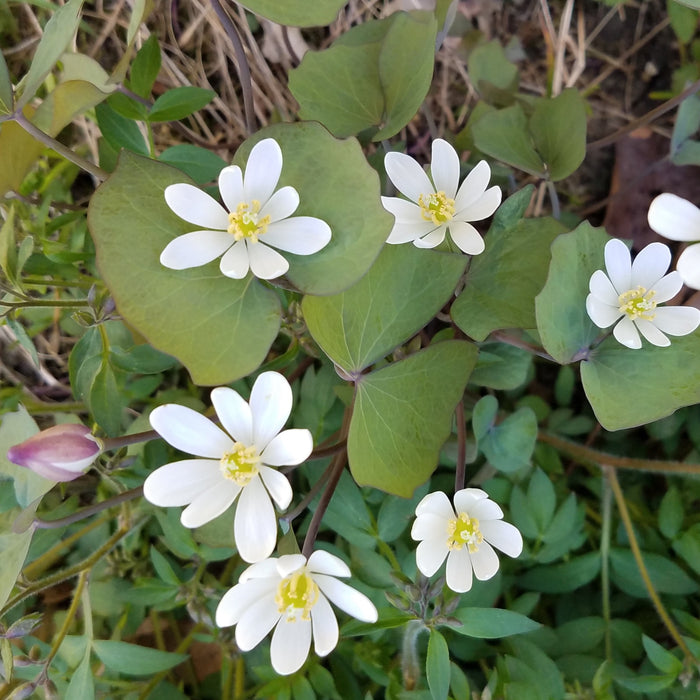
[[7, 424, 102, 482]]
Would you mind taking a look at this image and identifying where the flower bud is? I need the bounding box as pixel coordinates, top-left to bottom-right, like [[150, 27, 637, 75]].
[[7, 424, 102, 482]]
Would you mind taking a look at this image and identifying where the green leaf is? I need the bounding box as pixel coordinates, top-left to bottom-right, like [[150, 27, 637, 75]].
[[467, 40, 519, 103], [518, 552, 601, 593], [674, 0, 700, 9], [148, 86, 215, 122], [110, 345, 178, 374], [374, 11, 438, 141], [609, 548, 699, 597], [659, 486, 684, 539], [107, 91, 149, 121], [529, 89, 587, 181], [95, 102, 149, 156], [302, 245, 466, 372], [348, 341, 477, 496], [33, 79, 109, 136], [472, 104, 545, 177], [235, 123, 392, 295], [535, 221, 609, 364], [91, 640, 187, 676], [60, 52, 116, 93], [65, 648, 95, 700], [615, 674, 677, 693], [669, 0, 699, 43], [642, 635, 683, 675], [472, 395, 498, 442], [158, 145, 228, 184], [671, 138, 700, 166], [672, 522, 700, 576], [236, 0, 347, 26], [526, 468, 556, 532], [16, 0, 84, 110], [469, 343, 532, 390], [582, 330, 700, 430], [452, 208, 566, 341], [450, 608, 541, 638], [427, 630, 450, 700], [89, 361, 123, 436], [130, 34, 161, 98], [671, 93, 700, 156], [0, 50, 13, 115], [88, 151, 281, 385]]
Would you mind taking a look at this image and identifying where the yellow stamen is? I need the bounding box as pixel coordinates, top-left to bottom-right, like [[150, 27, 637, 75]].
[[220, 442, 260, 486], [275, 569, 319, 622], [227, 200, 271, 243], [418, 191, 455, 225], [618, 286, 657, 321], [447, 512, 483, 553]]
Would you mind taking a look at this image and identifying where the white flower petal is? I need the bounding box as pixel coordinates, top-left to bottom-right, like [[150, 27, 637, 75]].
[[219, 239, 250, 279], [263, 217, 331, 255], [271, 617, 311, 675], [240, 557, 282, 582], [385, 151, 434, 203], [243, 138, 283, 205], [150, 404, 233, 458], [456, 186, 502, 222], [648, 193, 700, 242], [211, 387, 253, 446], [181, 480, 240, 528], [416, 491, 456, 519], [653, 305, 700, 336], [260, 186, 299, 223], [631, 242, 671, 288], [261, 429, 312, 467], [276, 554, 307, 577], [215, 578, 278, 627], [235, 594, 282, 651], [469, 498, 504, 522], [218, 165, 244, 213], [411, 513, 450, 541], [160, 231, 233, 270], [430, 139, 460, 198], [454, 160, 491, 212], [313, 574, 377, 622], [470, 541, 500, 580], [634, 319, 670, 347], [586, 295, 621, 329], [165, 183, 230, 229], [480, 519, 523, 557], [649, 271, 683, 303], [386, 220, 438, 244], [445, 547, 473, 593], [307, 550, 351, 578], [447, 221, 484, 255], [247, 241, 289, 280], [677, 244, 700, 289], [413, 227, 446, 248], [604, 239, 631, 293], [259, 465, 293, 510], [250, 372, 293, 449], [381, 197, 425, 223], [143, 459, 222, 507], [311, 593, 339, 657], [589, 269, 621, 305], [613, 317, 642, 349], [235, 475, 277, 562], [452, 488, 488, 513], [415, 538, 449, 576]]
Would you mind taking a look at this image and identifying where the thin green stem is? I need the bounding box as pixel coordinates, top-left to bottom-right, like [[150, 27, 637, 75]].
[[101, 430, 159, 451], [12, 112, 108, 181], [600, 475, 612, 662], [0, 298, 90, 309], [605, 466, 696, 664], [401, 620, 426, 690], [546, 179, 560, 219]]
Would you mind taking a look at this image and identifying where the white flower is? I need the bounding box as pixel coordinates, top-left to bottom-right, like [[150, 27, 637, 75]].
[[648, 192, 700, 290], [216, 551, 377, 676], [381, 139, 501, 255], [160, 138, 331, 280], [585, 239, 700, 349], [143, 371, 312, 563], [411, 489, 522, 594]]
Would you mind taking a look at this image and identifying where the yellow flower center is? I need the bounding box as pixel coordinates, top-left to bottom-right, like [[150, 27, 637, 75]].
[[447, 512, 484, 553], [227, 200, 270, 243], [275, 569, 319, 622], [418, 191, 455, 225], [219, 442, 261, 486], [618, 286, 657, 321]]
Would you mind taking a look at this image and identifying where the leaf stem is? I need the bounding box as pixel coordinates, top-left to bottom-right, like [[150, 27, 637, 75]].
[[454, 400, 466, 492]]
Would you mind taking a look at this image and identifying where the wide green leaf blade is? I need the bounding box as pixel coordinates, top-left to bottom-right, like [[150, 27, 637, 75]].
[[535, 221, 609, 364], [451, 608, 541, 638], [302, 245, 466, 372], [237, 0, 347, 26], [427, 629, 450, 700], [92, 640, 187, 676], [236, 123, 392, 295], [0, 51, 13, 115], [87, 151, 281, 385], [348, 341, 477, 496], [148, 86, 215, 122]]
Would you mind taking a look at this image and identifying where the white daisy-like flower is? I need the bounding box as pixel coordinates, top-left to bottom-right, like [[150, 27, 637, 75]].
[[161, 138, 331, 280], [216, 550, 377, 676], [411, 489, 522, 594], [585, 239, 700, 349], [381, 139, 501, 255], [648, 192, 700, 290], [143, 371, 312, 563]]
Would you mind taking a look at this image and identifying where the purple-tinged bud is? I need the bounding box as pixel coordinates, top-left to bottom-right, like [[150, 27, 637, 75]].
[[7, 424, 102, 482]]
